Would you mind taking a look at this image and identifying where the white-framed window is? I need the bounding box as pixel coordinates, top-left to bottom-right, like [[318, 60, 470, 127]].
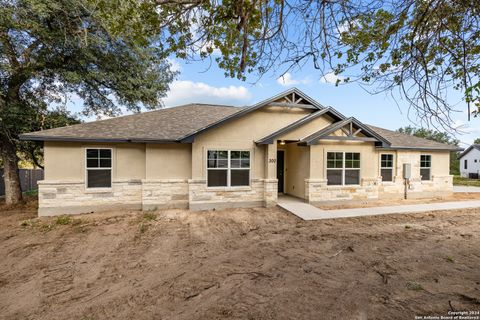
[[326, 152, 360, 185], [86, 148, 112, 188], [380, 154, 394, 182], [465, 159, 468, 169], [207, 150, 250, 187], [420, 154, 431, 181]]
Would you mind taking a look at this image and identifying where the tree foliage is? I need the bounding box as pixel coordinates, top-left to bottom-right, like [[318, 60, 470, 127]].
[[474, 138, 480, 145], [0, 0, 176, 203], [116, 0, 480, 128]]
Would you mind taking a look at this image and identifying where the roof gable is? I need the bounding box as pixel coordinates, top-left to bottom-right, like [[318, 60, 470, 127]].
[[179, 88, 324, 142], [300, 117, 390, 146], [459, 145, 480, 158], [256, 107, 345, 144]]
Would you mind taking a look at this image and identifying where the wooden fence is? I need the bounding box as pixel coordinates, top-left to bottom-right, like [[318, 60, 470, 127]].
[[0, 169, 44, 196]]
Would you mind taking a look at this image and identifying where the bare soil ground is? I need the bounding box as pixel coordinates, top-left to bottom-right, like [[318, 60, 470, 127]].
[[317, 192, 480, 209], [1, 203, 480, 320]]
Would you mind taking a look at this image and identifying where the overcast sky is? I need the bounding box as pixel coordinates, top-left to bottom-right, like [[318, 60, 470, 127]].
[[67, 55, 480, 147]]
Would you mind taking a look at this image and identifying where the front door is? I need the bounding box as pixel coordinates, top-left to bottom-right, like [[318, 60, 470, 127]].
[[277, 150, 285, 193]]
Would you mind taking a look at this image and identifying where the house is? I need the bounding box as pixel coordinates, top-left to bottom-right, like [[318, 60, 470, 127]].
[[459, 145, 480, 178], [20, 88, 461, 216]]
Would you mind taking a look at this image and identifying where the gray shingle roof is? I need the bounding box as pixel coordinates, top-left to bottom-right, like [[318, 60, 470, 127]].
[[19, 94, 462, 152], [20, 104, 243, 142], [367, 125, 461, 151]]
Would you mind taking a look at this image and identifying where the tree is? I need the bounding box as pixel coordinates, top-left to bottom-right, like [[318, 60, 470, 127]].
[[122, 0, 480, 127], [474, 138, 480, 144], [0, 0, 176, 204], [397, 126, 460, 175]]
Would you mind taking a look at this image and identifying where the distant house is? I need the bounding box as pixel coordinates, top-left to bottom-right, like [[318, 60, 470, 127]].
[[459, 145, 480, 178], [20, 88, 461, 216]]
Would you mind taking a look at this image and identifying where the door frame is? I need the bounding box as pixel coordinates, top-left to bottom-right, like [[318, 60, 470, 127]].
[[277, 150, 285, 194]]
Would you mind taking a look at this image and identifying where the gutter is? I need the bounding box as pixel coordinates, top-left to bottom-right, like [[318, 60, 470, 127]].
[[18, 135, 179, 144]]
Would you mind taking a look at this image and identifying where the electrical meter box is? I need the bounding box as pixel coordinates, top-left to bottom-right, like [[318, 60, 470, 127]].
[[403, 163, 411, 179]]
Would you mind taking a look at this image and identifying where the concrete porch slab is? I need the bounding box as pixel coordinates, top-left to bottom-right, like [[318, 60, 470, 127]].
[[277, 195, 480, 220]]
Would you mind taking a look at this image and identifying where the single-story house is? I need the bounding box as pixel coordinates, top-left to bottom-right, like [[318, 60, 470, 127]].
[[21, 88, 461, 216], [458, 145, 480, 179]]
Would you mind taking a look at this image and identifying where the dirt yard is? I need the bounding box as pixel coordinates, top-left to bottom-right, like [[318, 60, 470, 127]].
[[1, 204, 480, 320]]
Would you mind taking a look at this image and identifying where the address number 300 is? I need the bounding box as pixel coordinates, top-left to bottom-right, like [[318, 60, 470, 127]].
[[269, 158, 276, 163]]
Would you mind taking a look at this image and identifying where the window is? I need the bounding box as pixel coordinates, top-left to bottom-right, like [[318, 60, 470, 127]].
[[86, 149, 112, 188], [465, 159, 468, 169], [207, 150, 250, 187], [326, 152, 360, 185], [380, 154, 394, 182], [420, 155, 431, 181]]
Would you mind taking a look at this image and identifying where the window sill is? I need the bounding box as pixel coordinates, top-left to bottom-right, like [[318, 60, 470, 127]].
[[325, 184, 361, 188], [206, 186, 252, 191], [84, 187, 113, 193]]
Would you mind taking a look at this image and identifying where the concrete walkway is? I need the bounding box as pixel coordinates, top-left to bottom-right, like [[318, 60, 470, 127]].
[[277, 195, 480, 220], [453, 185, 480, 193]]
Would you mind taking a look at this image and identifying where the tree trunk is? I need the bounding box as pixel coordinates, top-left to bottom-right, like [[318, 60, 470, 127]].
[[1, 138, 23, 205]]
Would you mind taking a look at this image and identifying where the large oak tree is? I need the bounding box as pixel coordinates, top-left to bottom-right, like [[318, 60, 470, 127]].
[[0, 0, 175, 204]]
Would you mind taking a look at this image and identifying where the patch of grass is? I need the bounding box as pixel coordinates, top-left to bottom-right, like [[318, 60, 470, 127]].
[[23, 189, 38, 197], [139, 222, 148, 234], [453, 176, 480, 187], [142, 212, 157, 221], [406, 281, 424, 291], [446, 256, 455, 263], [55, 216, 72, 225]]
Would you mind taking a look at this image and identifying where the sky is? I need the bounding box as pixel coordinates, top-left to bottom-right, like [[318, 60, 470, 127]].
[[68, 55, 480, 148]]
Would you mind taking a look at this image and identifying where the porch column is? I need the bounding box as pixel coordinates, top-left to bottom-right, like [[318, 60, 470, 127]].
[[263, 143, 278, 207], [305, 145, 327, 203]]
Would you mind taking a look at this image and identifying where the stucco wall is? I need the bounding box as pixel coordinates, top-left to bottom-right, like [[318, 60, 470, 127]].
[[309, 141, 379, 180], [146, 144, 191, 179], [191, 106, 312, 180], [285, 144, 309, 198], [44, 141, 146, 181]]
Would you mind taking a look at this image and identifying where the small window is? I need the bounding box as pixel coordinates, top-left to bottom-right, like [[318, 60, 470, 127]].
[[86, 149, 112, 188], [207, 150, 250, 187], [380, 154, 394, 182], [420, 155, 431, 181], [475, 159, 477, 163], [326, 152, 360, 185], [465, 159, 468, 169]]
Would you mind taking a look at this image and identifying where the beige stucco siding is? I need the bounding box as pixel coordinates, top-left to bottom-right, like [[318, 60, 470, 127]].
[[278, 115, 333, 141], [284, 144, 310, 198], [146, 144, 192, 179], [44, 142, 84, 180], [44, 141, 146, 181], [115, 144, 146, 180], [192, 106, 312, 179], [309, 141, 379, 180], [394, 150, 450, 179]]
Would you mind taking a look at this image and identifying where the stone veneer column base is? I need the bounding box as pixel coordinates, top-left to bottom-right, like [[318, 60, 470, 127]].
[[263, 179, 278, 207]]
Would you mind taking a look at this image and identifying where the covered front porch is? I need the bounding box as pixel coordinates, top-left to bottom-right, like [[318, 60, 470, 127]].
[[260, 116, 390, 204]]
